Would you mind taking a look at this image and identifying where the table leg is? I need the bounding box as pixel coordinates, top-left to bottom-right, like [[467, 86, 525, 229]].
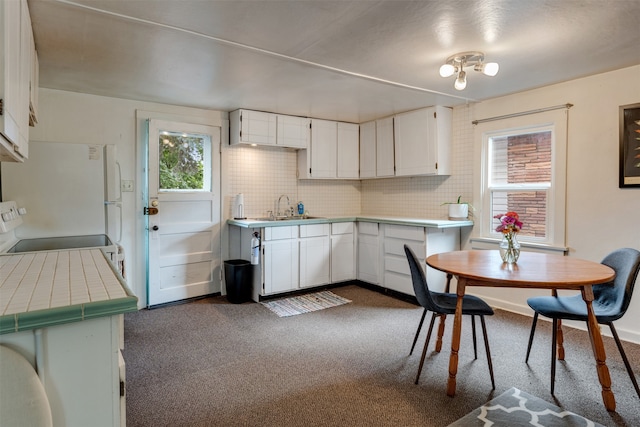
[[436, 274, 453, 353], [447, 278, 465, 396], [581, 285, 616, 411]]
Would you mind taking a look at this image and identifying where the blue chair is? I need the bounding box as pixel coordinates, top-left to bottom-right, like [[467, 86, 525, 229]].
[[525, 248, 640, 397], [404, 245, 495, 387]]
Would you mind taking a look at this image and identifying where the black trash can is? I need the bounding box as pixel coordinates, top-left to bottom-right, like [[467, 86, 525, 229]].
[[223, 259, 253, 304]]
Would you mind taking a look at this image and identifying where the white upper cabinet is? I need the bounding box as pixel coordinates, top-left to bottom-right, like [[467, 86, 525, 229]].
[[307, 118, 337, 178], [277, 114, 309, 148], [393, 106, 451, 177], [359, 120, 376, 179], [337, 122, 359, 179], [376, 116, 395, 177], [230, 109, 277, 145], [1, 0, 35, 162], [298, 119, 359, 179], [230, 109, 309, 148]]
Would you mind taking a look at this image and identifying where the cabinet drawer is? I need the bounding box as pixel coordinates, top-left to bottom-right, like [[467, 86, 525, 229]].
[[358, 222, 379, 236], [331, 222, 354, 235], [384, 224, 424, 240], [265, 226, 298, 241], [299, 223, 330, 238], [385, 239, 423, 257]]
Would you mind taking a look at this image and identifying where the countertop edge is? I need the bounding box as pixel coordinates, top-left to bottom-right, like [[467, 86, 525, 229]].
[[0, 249, 139, 335], [228, 216, 473, 228]]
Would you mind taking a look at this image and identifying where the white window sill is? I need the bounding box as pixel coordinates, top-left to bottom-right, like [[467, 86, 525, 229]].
[[470, 237, 568, 255]]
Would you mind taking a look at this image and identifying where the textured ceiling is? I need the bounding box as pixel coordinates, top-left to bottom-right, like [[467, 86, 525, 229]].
[[28, 0, 640, 122]]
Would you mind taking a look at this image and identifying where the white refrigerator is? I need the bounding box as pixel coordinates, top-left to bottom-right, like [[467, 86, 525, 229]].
[[1, 141, 121, 241]]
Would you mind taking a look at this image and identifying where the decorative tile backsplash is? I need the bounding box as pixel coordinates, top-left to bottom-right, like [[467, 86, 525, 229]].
[[223, 105, 474, 220]]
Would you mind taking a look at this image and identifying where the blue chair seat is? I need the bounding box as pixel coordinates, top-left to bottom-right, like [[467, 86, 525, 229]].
[[527, 292, 622, 323], [431, 292, 494, 316]]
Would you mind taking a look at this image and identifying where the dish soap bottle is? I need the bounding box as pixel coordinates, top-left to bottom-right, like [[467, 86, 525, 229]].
[[297, 201, 304, 215]]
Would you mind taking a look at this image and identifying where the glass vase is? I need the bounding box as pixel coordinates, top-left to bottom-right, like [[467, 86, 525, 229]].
[[499, 232, 520, 264]]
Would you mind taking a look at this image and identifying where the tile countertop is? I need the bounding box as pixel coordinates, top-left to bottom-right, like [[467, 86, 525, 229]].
[[0, 248, 138, 334], [227, 215, 474, 228]]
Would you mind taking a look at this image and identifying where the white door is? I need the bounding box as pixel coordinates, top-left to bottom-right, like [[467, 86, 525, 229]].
[[147, 119, 221, 306]]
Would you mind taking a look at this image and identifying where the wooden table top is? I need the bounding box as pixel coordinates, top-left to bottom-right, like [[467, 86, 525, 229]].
[[426, 250, 615, 290]]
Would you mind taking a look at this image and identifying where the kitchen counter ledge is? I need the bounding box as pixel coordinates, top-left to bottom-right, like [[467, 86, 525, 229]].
[[0, 248, 138, 334], [228, 215, 473, 229]]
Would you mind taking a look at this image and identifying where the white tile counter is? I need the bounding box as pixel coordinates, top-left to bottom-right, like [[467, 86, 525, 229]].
[[0, 248, 137, 334]]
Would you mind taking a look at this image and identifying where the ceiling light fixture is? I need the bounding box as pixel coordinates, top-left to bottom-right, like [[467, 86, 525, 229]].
[[439, 51, 499, 91]]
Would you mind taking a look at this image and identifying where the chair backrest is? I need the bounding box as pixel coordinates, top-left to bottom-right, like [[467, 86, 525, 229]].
[[404, 245, 441, 312], [594, 248, 640, 321]]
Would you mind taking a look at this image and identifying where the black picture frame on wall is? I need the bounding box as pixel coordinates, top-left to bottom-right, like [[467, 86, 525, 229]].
[[619, 103, 640, 188]]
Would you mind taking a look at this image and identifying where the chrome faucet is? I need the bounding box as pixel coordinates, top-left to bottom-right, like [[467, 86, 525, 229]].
[[277, 194, 290, 217]]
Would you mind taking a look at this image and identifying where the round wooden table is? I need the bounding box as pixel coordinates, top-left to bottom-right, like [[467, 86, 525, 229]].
[[426, 250, 617, 411]]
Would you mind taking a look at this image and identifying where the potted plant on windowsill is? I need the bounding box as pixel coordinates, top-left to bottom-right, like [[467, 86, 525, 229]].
[[442, 196, 472, 220]]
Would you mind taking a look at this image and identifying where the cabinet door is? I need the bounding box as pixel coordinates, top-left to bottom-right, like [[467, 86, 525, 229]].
[[277, 115, 309, 148], [15, 0, 31, 158], [299, 236, 330, 288], [359, 121, 376, 178], [331, 232, 355, 282], [0, 0, 22, 157], [263, 239, 299, 294], [241, 110, 277, 145], [376, 116, 395, 177], [337, 122, 359, 179], [357, 222, 380, 284], [310, 119, 337, 178], [394, 108, 434, 176]]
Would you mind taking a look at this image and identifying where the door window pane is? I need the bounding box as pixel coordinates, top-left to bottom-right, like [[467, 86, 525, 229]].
[[158, 131, 211, 191]]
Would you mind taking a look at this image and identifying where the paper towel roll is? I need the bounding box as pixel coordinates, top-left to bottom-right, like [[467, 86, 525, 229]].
[[234, 194, 245, 219]]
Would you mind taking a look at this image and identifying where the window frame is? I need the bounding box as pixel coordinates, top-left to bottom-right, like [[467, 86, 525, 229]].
[[474, 109, 568, 250]]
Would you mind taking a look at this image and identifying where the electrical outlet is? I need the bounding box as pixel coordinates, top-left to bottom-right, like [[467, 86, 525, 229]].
[[121, 180, 134, 192]]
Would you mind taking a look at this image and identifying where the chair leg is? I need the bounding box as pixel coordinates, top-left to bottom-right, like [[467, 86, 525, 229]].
[[480, 316, 495, 389], [415, 313, 438, 385], [525, 312, 539, 363], [551, 318, 558, 395], [410, 308, 427, 355], [608, 323, 640, 399], [471, 315, 478, 360], [435, 314, 446, 353]]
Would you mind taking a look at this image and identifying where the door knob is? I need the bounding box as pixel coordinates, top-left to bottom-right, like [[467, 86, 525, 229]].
[[152, 225, 159, 231]]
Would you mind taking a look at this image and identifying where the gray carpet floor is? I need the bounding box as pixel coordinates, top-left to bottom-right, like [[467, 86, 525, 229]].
[[123, 285, 640, 426]]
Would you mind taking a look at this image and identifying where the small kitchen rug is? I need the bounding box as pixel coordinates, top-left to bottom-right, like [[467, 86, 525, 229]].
[[260, 291, 351, 317], [448, 387, 604, 427]]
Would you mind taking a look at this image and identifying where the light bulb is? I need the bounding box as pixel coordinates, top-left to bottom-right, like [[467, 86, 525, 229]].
[[482, 62, 499, 76], [439, 63, 455, 78], [454, 70, 467, 90]]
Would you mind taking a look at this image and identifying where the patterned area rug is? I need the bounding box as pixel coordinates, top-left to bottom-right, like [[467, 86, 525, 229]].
[[261, 291, 351, 317], [448, 387, 604, 427]]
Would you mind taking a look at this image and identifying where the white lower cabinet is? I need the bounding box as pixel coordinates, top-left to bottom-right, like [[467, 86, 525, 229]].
[[263, 226, 299, 295], [231, 220, 461, 300], [357, 222, 380, 284], [330, 222, 356, 282], [0, 315, 125, 427], [299, 223, 331, 288], [383, 224, 426, 295], [377, 223, 460, 297]]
